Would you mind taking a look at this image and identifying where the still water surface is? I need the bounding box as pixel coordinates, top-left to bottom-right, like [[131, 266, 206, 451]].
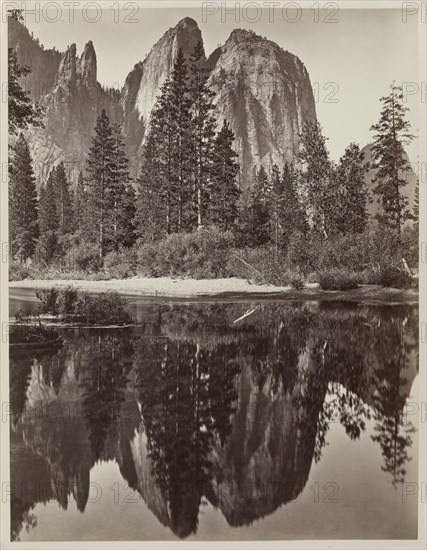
[[9, 290, 419, 540]]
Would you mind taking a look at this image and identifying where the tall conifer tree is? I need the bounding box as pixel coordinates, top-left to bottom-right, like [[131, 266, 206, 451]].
[[9, 134, 39, 260], [85, 109, 115, 260], [110, 124, 131, 251], [298, 121, 333, 237], [209, 120, 240, 230], [333, 143, 369, 235], [370, 85, 415, 235], [73, 171, 87, 231], [54, 161, 74, 236], [188, 41, 216, 228], [38, 169, 59, 262]]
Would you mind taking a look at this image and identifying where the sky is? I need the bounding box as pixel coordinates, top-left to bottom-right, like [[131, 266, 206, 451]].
[[19, 2, 420, 163]]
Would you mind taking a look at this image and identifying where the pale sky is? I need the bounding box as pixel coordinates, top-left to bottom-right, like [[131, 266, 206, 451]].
[[19, 3, 420, 163]]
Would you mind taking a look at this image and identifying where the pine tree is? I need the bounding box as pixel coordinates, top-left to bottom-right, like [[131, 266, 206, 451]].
[[54, 161, 74, 236], [8, 48, 44, 135], [9, 134, 39, 260], [73, 171, 87, 231], [370, 84, 415, 235], [333, 143, 369, 234], [37, 169, 60, 262], [137, 78, 176, 237], [298, 121, 333, 237], [136, 50, 195, 238], [270, 164, 282, 257], [85, 109, 115, 260], [247, 166, 271, 246], [135, 130, 168, 241], [110, 124, 131, 251], [188, 41, 217, 228], [252, 165, 272, 206], [277, 163, 308, 251], [169, 48, 193, 231], [209, 120, 240, 230], [118, 183, 137, 248]]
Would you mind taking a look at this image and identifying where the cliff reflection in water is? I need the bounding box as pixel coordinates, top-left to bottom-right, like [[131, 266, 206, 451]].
[[10, 302, 418, 540]]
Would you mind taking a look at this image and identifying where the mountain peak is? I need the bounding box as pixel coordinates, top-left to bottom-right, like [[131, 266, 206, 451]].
[[176, 16, 199, 29], [123, 16, 203, 133], [80, 40, 97, 83], [57, 43, 77, 82]]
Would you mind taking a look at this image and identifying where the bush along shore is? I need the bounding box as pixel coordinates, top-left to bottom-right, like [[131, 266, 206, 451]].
[[10, 226, 417, 293], [15, 288, 133, 326]]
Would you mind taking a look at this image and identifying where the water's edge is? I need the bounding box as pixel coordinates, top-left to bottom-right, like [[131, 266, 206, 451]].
[[10, 280, 419, 305]]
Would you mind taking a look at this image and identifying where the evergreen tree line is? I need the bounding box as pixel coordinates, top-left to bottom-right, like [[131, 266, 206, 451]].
[[8, 34, 417, 272], [238, 127, 371, 255]]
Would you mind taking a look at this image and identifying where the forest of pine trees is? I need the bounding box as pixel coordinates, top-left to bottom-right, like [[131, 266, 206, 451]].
[[8, 37, 419, 286]]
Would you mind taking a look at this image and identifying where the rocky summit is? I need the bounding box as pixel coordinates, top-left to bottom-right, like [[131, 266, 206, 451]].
[[9, 16, 316, 189]]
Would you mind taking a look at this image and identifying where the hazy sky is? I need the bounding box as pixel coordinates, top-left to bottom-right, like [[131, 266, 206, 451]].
[[20, 3, 420, 163]]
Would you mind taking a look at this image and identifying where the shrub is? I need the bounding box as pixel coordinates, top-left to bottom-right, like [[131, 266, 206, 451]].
[[358, 267, 381, 285], [73, 292, 132, 325], [58, 286, 79, 316], [378, 266, 414, 289], [14, 307, 37, 322], [227, 247, 308, 287], [364, 226, 402, 267], [137, 242, 159, 276], [227, 247, 273, 280], [34, 288, 132, 324], [290, 273, 305, 290], [316, 233, 368, 271], [104, 249, 137, 279], [137, 229, 235, 278], [64, 242, 102, 273], [287, 232, 315, 271], [9, 261, 35, 281], [401, 226, 418, 268], [36, 288, 60, 314], [318, 269, 359, 291], [230, 247, 288, 285]]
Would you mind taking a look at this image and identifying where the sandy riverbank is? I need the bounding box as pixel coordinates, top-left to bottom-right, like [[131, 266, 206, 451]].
[[9, 277, 419, 304], [10, 276, 293, 296]]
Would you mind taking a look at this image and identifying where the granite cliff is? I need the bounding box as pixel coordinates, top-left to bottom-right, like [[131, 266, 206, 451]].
[[9, 16, 316, 190]]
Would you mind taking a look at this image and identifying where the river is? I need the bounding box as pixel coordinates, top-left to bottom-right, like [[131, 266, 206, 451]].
[[9, 290, 419, 541]]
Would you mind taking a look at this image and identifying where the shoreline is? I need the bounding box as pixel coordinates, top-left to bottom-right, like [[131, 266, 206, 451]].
[[9, 277, 419, 305]]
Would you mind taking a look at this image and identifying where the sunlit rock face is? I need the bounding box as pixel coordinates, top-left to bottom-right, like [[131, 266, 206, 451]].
[[9, 17, 316, 190], [122, 17, 203, 166], [9, 18, 122, 188], [207, 28, 317, 193]]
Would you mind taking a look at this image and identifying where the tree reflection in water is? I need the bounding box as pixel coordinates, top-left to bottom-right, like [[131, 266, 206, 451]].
[[10, 302, 418, 540]]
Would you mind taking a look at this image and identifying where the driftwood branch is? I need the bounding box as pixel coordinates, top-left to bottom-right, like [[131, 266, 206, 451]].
[[231, 253, 263, 276]]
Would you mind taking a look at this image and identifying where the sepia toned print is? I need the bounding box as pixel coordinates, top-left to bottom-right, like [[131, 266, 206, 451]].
[[2, 1, 426, 548]]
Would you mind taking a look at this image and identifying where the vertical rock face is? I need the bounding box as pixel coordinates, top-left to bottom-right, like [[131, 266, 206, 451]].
[[134, 17, 203, 127], [9, 20, 122, 187], [208, 29, 317, 192], [9, 16, 316, 189], [121, 17, 204, 170], [8, 16, 61, 99], [35, 39, 122, 186]]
